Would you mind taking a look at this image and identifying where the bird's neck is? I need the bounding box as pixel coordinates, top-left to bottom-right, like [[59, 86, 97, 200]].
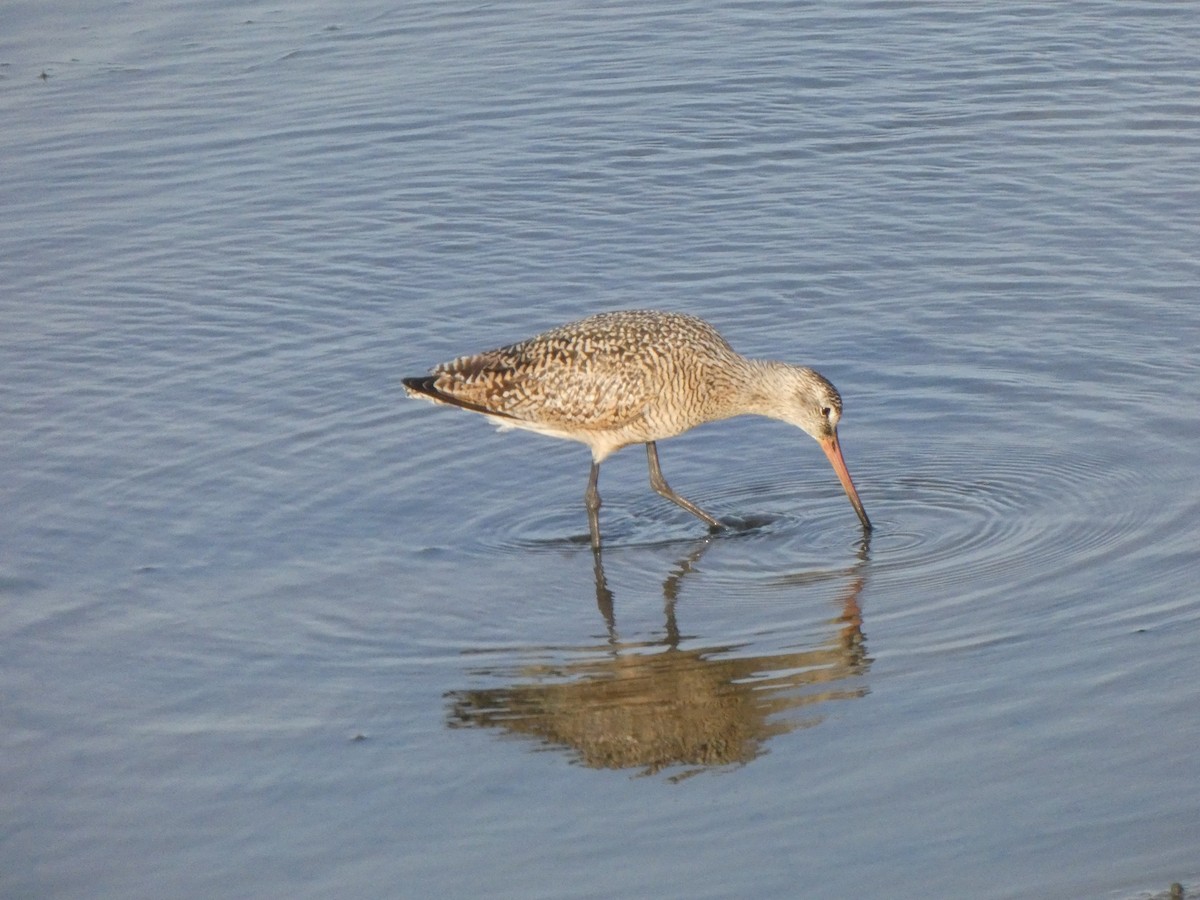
[[733, 359, 804, 418]]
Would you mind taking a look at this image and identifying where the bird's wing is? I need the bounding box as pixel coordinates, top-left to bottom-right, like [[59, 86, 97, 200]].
[[425, 333, 655, 431]]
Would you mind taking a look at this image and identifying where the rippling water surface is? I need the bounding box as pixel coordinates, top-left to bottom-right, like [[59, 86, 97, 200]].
[[3, 2, 1199, 898]]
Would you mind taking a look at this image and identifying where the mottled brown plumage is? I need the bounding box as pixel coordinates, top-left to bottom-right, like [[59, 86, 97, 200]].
[[403, 310, 869, 547]]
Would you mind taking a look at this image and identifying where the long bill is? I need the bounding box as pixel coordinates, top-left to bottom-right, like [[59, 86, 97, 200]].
[[819, 431, 871, 531]]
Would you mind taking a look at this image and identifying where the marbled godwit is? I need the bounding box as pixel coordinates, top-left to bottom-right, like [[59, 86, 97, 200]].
[[403, 310, 870, 547]]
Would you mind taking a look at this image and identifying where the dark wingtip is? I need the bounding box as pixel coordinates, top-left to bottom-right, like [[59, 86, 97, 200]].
[[402, 375, 438, 398], [401, 374, 516, 420]]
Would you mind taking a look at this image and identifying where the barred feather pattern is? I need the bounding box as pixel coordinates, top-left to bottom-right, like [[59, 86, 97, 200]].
[[402, 310, 843, 464]]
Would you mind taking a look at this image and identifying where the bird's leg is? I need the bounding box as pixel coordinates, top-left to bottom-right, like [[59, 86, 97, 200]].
[[584, 461, 603, 550], [645, 442, 722, 529]]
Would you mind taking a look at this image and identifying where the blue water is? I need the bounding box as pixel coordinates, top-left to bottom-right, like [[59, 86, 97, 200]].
[[3, 2, 1198, 898]]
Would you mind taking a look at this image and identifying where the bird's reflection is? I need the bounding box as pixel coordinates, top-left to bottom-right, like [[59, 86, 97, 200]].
[[447, 538, 871, 779]]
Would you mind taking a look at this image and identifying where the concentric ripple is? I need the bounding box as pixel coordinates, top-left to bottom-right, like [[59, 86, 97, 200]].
[[469, 457, 865, 560], [466, 434, 1150, 615], [861, 443, 1149, 600]]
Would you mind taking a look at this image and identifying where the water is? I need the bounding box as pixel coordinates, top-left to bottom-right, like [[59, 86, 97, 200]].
[[3, 1, 1198, 897]]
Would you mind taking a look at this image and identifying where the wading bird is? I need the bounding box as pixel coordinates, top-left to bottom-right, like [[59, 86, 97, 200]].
[[403, 310, 870, 548]]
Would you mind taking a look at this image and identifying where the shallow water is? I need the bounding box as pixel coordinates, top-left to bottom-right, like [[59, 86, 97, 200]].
[[3, 1, 1199, 898]]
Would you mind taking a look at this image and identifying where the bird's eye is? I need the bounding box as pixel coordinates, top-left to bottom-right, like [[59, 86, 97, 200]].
[[821, 407, 833, 419]]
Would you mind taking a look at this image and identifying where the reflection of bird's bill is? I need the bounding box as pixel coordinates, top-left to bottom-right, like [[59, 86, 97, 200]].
[[820, 432, 871, 531]]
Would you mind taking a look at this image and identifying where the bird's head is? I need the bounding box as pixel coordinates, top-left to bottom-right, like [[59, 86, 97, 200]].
[[761, 364, 871, 532]]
